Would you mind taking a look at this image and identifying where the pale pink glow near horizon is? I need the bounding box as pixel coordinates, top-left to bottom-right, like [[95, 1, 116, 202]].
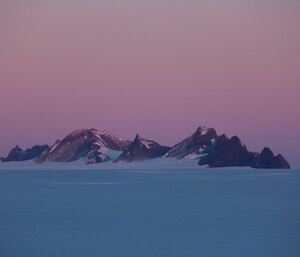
[[0, 0, 299, 165]]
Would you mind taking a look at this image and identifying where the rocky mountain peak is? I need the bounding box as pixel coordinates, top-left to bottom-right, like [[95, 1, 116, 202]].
[[36, 128, 131, 163], [132, 134, 151, 146], [115, 135, 171, 162], [194, 126, 217, 137], [198, 135, 290, 169], [260, 147, 274, 158], [166, 126, 218, 159], [2, 144, 49, 162], [11, 145, 23, 153], [134, 134, 143, 141]]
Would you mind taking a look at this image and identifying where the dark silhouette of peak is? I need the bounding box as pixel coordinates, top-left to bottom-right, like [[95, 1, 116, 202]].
[[198, 135, 290, 169], [115, 135, 171, 162], [2, 145, 49, 162], [252, 147, 290, 169]]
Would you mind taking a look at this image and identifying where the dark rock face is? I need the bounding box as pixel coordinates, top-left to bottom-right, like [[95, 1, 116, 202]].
[[198, 135, 290, 169], [253, 148, 290, 169], [3, 145, 23, 162], [166, 126, 217, 159], [36, 129, 131, 163], [198, 135, 256, 167], [85, 150, 110, 164], [115, 135, 171, 162], [2, 145, 49, 162]]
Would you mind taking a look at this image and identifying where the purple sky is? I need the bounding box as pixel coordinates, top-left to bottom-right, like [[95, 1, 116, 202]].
[[0, 0, 299, 166]]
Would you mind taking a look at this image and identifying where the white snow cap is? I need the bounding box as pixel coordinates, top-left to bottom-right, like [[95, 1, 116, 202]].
[[196, 126, 209, 135]]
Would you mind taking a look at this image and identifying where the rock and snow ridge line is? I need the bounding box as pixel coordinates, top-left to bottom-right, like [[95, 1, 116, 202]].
[[0, 126, 291, 169]]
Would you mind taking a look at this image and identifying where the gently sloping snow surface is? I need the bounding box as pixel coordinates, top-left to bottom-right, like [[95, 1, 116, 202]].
[[0, 165, 299, 257]]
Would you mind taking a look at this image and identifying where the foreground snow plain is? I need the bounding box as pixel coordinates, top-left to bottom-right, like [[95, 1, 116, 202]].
[[0, 159, 299, 257]]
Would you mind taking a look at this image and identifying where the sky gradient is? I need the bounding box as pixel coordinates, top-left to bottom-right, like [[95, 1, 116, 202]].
[[0, 0, 299, 166]]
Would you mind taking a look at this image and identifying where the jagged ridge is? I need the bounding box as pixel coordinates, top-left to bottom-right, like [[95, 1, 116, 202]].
[[2, 145, 49, 162], [196, 134, 290, 169], [0, 126, 291, 169]]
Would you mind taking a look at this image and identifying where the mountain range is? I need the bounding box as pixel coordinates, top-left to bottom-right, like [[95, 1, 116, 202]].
[[1, 126, 290, 169]]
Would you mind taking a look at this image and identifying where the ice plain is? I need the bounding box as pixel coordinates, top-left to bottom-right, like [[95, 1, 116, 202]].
[[0, 160, 299, 257]]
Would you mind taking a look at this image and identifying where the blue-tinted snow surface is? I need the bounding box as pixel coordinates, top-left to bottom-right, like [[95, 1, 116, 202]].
[[0, 166, 300, 257]]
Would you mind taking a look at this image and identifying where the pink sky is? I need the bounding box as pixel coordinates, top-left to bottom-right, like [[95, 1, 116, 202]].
[[0, 0, 299, 166]]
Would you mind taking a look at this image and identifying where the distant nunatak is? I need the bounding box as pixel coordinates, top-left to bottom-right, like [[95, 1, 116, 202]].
[[1, 127, 290, 169]]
